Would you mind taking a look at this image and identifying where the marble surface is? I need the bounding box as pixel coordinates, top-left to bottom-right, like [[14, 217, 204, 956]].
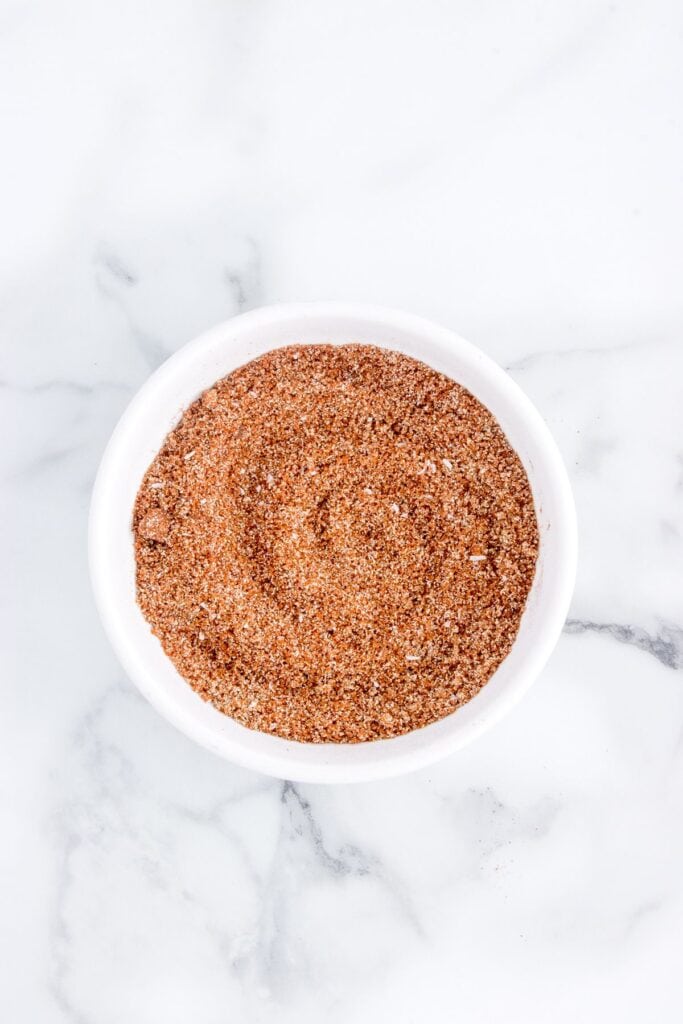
[[3, 1, 683, 1020]]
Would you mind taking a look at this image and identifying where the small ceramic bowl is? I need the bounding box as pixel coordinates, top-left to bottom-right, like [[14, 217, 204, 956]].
[[89, 303, 577, 783]]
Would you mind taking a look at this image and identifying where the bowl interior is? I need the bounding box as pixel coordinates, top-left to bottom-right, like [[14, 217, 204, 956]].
[[89, 304, 576, 782]]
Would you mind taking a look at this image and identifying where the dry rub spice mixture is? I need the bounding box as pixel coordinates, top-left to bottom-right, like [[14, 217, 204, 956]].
[[134, 345, 539, 742]]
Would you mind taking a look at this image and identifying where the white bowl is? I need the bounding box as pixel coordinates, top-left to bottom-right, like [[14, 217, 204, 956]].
[[89, 303, 577, 783]]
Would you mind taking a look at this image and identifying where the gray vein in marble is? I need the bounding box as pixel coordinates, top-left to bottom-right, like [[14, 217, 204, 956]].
[[5, 377, 129, 481], [283, 782, 373, 879], [14, 444, 78, 480], [445, 786, 561, 870], [237, 782, 421, 998], [0, 377, 131, 396], [94, 254, 168, 370], [286, 782, 422, 934], [624, 898, 665, 937], [565, 619, 683, 670], [48, 682, 131, 1024], [504, 335, 674, 373], [96, 250, 138, 287], [661, 519, 680, 543], [49, 830, 91, 1024], [225, 237, 262, 313], [168, 788, 274, 894], [676, 453, 683, 490]]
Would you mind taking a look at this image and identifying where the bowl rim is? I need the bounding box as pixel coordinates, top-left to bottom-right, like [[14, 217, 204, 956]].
[[89, 302, 577, 782]]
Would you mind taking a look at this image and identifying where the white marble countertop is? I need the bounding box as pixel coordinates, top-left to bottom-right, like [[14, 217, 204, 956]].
[[3, 1, 683, 1021]]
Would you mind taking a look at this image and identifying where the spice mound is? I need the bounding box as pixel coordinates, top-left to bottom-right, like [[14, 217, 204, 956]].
[[134, 345, 539, 743]]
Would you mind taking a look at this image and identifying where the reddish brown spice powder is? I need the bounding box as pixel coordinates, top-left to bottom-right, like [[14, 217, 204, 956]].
[[134, 345, 539, 743]]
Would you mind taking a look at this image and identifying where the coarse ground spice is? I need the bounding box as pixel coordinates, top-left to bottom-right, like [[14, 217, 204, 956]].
[[134, 344, 539, 743]]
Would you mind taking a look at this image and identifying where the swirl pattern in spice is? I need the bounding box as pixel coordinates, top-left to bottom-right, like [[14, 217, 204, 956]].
[[134, 345, 539, 742]]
